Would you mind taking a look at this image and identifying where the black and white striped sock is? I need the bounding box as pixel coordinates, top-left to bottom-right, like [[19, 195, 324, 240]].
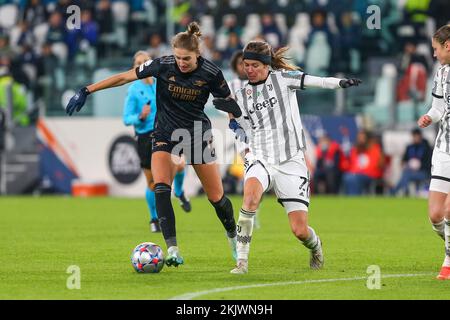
[[301, 227, 320, 252], [431, 219, 445, 240], [236, 208, 256, 261]]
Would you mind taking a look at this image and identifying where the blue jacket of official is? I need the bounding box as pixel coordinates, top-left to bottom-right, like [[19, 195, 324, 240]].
[[123, 78, 157, 134]]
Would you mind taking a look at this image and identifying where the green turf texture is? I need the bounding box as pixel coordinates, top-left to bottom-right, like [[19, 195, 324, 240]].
[[0, 196, 449, 300]]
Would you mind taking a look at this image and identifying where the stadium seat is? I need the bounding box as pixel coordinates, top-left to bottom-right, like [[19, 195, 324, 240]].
[[75, 46, 97, 71], [326, 13, 339, 35], [54, 67, 65, 91], [396, 25, 415, 38], [112, 1, 130, 24], [397, 102, 429, 124], [51, 43, 68, 65], [99, 32, 117, 53], [398, 73, 434, 124], [349, 48, 361, 73], [33, 23, 49, 52], [229, 0, 243, 9], [200, 15, 215, 37], [8, 25, 22, 52], [304, 32, 331, 75], [242, 14, 262, 43], [397, 100, 415, 123], [416, 42, 433, 69], [425, 17, 436, 39], [363, 63, 397, 127], [215, 14, 238, 51], [130, 0, 156, 25], [351, 11, 362, 25], [274, 13, 288, 40], [0, 4, 18, 30], [288, 13, 311, 65], [112, 1, 130, 49]]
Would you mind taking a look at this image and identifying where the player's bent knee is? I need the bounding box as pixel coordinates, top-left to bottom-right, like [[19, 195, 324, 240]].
[[291, 225, 309, 240], [207, 193, 224, 204], [243, 193, 261, 211], [429, 204, 445, 223]]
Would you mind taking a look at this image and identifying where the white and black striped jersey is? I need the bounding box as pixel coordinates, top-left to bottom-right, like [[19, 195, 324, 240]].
[[234, 70, 341, 164], [228, 78, 248, 98], [427, 64, 450, 154]]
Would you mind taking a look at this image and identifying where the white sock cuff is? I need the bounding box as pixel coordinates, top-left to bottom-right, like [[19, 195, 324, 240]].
[[431, 219, 445, 226], [307, 227, 317, 238], [302, 227, 319, 250], [240, 208, 256, 218], [430, 219, 445, 240]]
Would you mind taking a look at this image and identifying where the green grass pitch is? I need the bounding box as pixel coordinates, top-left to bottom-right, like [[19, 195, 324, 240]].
[[0, 196, 449, 300]]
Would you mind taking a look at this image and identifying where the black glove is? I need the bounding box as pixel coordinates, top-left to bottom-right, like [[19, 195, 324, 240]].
[[339, 78, 362, 88], [66, 87, 90, 116], [229, 119, 248, 144], [213, 97, 242, 118]]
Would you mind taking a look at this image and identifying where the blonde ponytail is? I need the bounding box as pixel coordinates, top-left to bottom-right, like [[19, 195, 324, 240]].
[[271, 46, 299, 71], [171, 21, 202, 53]]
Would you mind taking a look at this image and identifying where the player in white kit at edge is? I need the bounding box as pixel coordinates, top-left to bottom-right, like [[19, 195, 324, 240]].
[[417, 24, 450, 280]]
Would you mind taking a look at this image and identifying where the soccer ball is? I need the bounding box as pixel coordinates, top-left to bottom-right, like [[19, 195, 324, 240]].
[[131, 242, 164, 273]]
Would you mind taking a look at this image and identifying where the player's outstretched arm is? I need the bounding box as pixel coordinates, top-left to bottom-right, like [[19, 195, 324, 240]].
[[66, 69, 138, 116], [303, 75, 362, 90]]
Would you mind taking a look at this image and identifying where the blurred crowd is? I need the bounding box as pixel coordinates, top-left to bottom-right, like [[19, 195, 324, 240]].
[[0, 0, 445, 197], [224, 128, 432, 197], [0, 0, 448, 124], [312, 128, 431, 196]]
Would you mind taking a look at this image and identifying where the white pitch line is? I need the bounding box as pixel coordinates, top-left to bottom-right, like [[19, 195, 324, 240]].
[[169, 273, 434, 300]]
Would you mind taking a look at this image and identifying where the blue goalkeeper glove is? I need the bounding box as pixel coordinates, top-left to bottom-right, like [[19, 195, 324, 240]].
[[213, 97, 242, 118], [229, 119, 248, 144], [339, 78, 362, 88], [66, 87, 90, 116]]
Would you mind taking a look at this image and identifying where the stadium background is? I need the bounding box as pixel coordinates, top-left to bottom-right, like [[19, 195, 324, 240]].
[[1, 0, 450, 301], [0, 0, 448, 198]]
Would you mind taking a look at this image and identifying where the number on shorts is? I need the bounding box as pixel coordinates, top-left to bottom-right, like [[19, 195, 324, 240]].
[[299, 177, 310, 198]]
